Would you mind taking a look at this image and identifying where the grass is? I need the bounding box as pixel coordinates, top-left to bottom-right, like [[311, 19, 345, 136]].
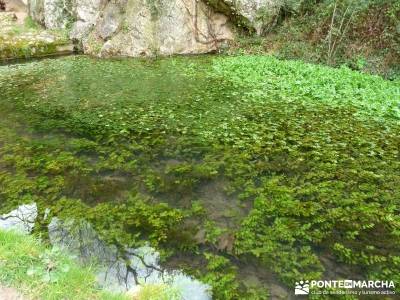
[[0, 230, 130, 300], [24, 16, 41, 30]]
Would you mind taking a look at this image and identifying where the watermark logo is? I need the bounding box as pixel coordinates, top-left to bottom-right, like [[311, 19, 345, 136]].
[[295, 280, 310, 295], [294, 280, 396, 296]]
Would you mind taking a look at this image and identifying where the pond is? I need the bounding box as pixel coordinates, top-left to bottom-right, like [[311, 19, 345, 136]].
[[0, 55, 399, 299]]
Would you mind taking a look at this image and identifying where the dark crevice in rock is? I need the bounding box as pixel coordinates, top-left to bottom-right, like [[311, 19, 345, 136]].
[[204, 0, 256, 34]]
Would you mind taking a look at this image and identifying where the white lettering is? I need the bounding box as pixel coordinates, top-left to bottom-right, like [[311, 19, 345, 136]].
[[310, 281, 318, 288], [301, 279, 395, 292]]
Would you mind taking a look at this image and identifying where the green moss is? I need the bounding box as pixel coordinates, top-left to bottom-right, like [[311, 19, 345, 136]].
[[146, 0, 162, 19], [86, 33, 104, 56], [0, 18, 70, 60], [0, 37, 69, 60], [24, 16, 41, 30]]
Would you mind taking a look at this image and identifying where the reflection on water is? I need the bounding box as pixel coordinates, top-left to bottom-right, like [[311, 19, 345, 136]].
[[0, 204, 211, 298]]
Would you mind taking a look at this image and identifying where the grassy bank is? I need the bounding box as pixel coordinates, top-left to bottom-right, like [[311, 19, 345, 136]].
[[0, 230, 128, 299]]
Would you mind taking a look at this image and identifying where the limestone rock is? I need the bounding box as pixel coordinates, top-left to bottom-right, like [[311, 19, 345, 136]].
[[0, 11, 17, 24], [28, 0, 72, 29], [29, 0, 235, 57], [27, 0, 294, 56], [229, 0, 279, 34], [203, 0, 282, 34]]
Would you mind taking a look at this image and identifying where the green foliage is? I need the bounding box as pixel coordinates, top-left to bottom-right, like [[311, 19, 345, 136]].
[[0, 55, 399, 297], [235, 179, 324, 284], [47, 194, 185, 250], [137, 284, 181, 300], [210, 55, 400, 122], [198, 253, 269, 300], [235, 0, 400, 78], [89, 196, 184, 247], [204, 220, 226, 244], [23, 16, 40, 30], [199, 253, 241, 300]]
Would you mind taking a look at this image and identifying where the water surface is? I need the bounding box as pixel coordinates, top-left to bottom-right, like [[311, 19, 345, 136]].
[[1, 55, 399, 298]]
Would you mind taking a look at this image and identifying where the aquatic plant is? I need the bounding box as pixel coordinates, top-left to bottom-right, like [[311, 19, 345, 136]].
[[0, 55, 399, 298]]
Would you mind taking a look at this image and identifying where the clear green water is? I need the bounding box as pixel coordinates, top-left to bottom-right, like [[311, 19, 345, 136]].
[[0, 55, 399, 298]]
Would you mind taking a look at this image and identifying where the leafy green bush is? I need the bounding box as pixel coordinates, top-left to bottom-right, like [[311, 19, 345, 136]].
[[236, 0, 400, 78]]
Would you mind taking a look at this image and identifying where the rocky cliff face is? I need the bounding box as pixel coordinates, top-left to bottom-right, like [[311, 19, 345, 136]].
[[207, 0, 281, 35], [28, 0, 279, 57], [28, 0, 232, 57]]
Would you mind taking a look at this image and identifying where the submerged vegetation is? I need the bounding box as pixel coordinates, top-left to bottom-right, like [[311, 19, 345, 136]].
[[0, 55, 399, 298]]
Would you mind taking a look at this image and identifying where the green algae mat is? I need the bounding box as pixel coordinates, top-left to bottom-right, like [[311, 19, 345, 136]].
[[0, 55, 399, 299]]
